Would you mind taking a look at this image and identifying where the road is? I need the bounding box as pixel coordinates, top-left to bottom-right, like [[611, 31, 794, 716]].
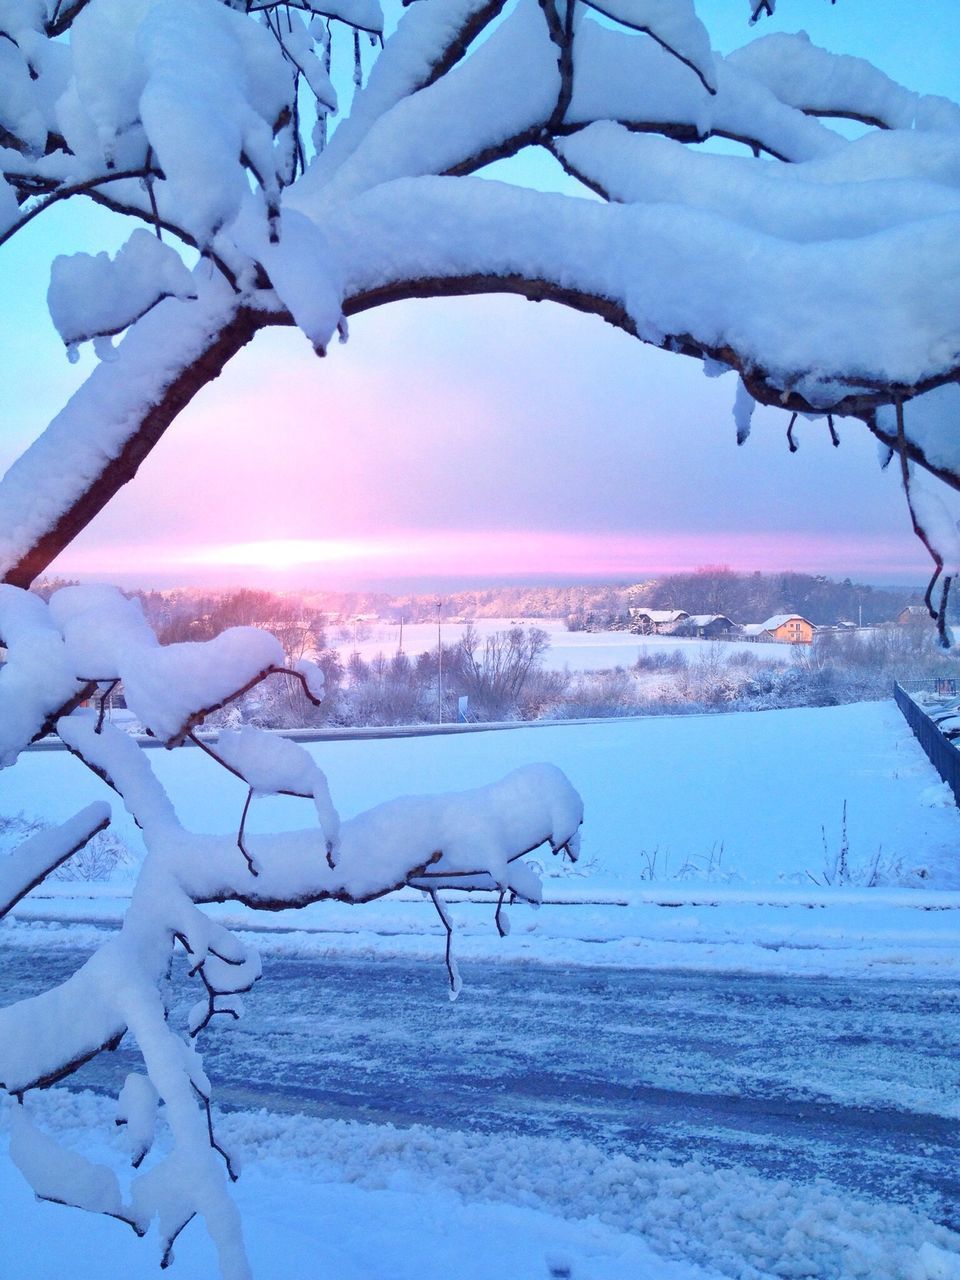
[[3, 939, 958, 1230]]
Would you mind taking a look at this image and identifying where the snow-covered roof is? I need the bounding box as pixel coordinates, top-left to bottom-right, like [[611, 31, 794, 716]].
[[762, 614, 812, 630], [741, 624, 766, 636], [685, 615, 735, 627], [629, 609, 689, 623]]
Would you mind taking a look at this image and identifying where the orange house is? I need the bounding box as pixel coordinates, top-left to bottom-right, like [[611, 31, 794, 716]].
[[760, 614, 815, 644]]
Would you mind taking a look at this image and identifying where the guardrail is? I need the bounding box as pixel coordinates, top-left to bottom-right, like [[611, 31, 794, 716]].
[[893, 681, 960, 804]]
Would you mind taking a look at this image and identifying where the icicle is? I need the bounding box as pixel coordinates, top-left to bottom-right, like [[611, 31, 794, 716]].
[[337, 315, 349, 344], [733, 378, 755, 445], [65, 342, 80, 365], [353, 27, 362, 87]]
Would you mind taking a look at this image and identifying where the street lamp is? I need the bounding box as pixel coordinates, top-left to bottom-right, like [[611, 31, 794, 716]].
[[436, 599, 443, 724]]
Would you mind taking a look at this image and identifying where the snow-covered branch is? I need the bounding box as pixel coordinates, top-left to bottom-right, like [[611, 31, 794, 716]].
[[0, 802, 110, 916], [0, 586, 582, 1273]]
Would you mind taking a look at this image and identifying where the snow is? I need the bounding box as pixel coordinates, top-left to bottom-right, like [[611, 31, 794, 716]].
[[4, 702, 960, 1276], [0, 273, 242, 583], [1, 1083, 957, 1280], [568, 19, 844, 163], [331, 616, 788, 670], [0, 801, 109, 914], [8, 701, 960, 981], [323, 172, 960, 405], [6, 3, 960, 1272], [582, 0, 717, 95], [47, 229, 198, 350], [306, 0, 560, 204], [726, 31, 921, 130]]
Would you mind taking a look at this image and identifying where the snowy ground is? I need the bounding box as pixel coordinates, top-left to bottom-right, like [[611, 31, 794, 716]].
[[330, 616, 792, 672], [3, 702, 960, 1278]]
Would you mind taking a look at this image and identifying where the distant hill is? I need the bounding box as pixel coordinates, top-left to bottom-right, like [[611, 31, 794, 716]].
[[44, 568, 921, 636]]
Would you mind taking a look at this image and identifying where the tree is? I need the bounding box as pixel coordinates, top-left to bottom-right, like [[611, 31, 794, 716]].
[[449, 623, 552, 718], [1, 1, 959, 1274]]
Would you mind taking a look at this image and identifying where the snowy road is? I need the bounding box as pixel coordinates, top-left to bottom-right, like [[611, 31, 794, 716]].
[[4, 941, 959, 1232]]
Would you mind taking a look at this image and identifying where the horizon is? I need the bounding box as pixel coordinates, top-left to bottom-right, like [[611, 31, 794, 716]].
[[39, 564, 926, 600]]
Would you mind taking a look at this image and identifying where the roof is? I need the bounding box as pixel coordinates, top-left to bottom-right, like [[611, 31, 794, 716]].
[[685, 614, 735, 627], [741, 623, 766, 636], [629, 609, 689, 623], [761, 614, 812, 630]]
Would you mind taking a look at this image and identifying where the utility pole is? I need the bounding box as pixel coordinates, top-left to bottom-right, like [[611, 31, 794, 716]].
[[437, 599, 443, 724], [398, 615, 404, 656]]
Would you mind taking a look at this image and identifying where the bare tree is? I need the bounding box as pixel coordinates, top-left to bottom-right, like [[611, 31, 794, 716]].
[[450, 623, 551, 719]]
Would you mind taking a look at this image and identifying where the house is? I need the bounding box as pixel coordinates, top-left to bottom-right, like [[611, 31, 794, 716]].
[[672, 614, 738, 639], [752, 614, 815, 644], [628, 608, 689, 635], [897, 605, 927, 625]]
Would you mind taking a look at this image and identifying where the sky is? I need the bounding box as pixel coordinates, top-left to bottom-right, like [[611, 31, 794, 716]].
[[2, 0, 960, 592]]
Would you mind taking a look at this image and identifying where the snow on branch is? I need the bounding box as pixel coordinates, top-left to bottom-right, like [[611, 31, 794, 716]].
[[0, 801, 110, 916], [3, 0, 960, 599], [578, 0, 717, 96], [328, 174, 960, 416], [48, 230, 198, 356], [0, 276, 269, 588], [566, 19, 844, 163], [727, 31, 923, 131], [315, 0, 511, 177]]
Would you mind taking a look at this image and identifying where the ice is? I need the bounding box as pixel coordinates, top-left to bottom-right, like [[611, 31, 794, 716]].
[[733, 379, 755, 445]]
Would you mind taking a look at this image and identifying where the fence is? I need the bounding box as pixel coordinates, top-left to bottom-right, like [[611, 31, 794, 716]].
[[893, 681, 960, 805]]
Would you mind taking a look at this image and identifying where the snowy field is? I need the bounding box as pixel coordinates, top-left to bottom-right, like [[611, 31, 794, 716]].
[[331, 616, 791, 671], [4, 702, 960, 1279]]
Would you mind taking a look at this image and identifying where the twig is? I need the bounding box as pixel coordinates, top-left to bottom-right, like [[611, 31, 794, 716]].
[[95, 680, 120, 734], [786, 411, 799, 453], [428, 888, 461, 997], [236, 787, 259, 877]]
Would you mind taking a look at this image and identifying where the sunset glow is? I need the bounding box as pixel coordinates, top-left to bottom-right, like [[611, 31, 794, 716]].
[[53, 528, 931, 587]]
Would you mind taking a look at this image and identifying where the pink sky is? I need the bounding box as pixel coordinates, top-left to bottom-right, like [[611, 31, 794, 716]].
[[37, 298, 931, 590], [54, 527, 930, 589], [5, 3, 958, 594]]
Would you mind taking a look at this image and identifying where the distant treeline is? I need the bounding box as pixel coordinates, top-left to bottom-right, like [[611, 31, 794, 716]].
[[585, 568, 920, 630], [33, 569, 920, 632]]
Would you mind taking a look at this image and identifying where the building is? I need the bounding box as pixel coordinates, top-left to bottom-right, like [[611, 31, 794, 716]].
[[628, 608, 690, 635], [672, 614, 738, 639], [897, 605, 927, 625], [750, 614, 815, 644]]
